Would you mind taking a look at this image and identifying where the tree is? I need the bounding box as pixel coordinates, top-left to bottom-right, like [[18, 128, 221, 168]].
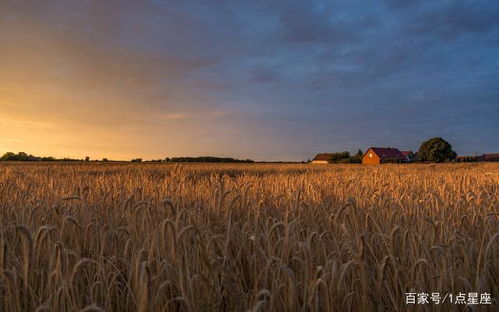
[[0, 152, 79, 161], [17, 152, 29, 160], [102, 158, 109, 162], [344, 149, 364, 163], [85, 156, 90, 162], [165, 156, 254, 163], [0, 152, 17, 161], [0, 152, 38, 161], [418, 137, 456, 163], [329, 152, 350, 163]]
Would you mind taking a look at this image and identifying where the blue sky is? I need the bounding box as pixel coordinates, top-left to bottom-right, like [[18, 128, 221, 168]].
[[1, 0, 498, 160]]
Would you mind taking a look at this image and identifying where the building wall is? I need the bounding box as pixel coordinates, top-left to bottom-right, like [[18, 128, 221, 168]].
[[362, 149, 381, 165], [311, 160, 329, 164], [484, 154, 499, 162]]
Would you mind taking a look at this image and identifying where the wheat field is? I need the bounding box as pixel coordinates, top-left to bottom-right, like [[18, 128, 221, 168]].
[[0, 162, 497, 311]]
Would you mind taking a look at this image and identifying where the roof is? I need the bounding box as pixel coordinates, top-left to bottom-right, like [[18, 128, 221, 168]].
[[400, 151, 414, 157], [313, 153, 333, 161], [483, 153, 499, 161], [365, 147, 406, 160]]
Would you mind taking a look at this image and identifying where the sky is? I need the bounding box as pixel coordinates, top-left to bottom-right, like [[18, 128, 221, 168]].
[[1, 0, 498, 161]]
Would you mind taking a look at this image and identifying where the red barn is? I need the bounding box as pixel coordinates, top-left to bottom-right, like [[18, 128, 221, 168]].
[[362, 147, 406, 165]]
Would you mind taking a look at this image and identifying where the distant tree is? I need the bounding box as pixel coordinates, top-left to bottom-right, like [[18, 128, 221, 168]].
[[343, 149, 364, 163], [165, 156, 254, 163], [131, 158, 142, 162], [147, 159, 163, 162], [0, 152, 17, 161], [102, 158, 109, 162], [85, 156, 90, 162], [17, 152, 28, 160], [0, 152, 83, 161], [0, 152, 39, 161], [418, 137, 457, 163], [325, 150, 364, 164], [329, 151, 350, 163]]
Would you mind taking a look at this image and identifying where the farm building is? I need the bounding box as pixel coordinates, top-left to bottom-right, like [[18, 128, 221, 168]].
[[456, 153, 499, 162], [400, 150, 414, 162], [483, 153, 499, 162], [362, 147, 406, 165], [456, 155, 483, 162], [311, 153, 333, 164]]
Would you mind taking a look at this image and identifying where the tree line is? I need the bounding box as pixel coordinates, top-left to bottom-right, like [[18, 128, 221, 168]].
[[0, 152, 84, 162], [0, 152, 254, 163], [130, 157, 255, 163], [0, 152, 113, 162], [164, 156, 254, 163]]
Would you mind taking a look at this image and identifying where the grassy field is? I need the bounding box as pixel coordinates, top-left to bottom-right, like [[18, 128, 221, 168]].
[[0, 162, 497, 311]]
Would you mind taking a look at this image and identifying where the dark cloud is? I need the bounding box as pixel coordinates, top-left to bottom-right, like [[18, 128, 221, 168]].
[[278, 4, 347, 43], [405, 1, 499, 38]]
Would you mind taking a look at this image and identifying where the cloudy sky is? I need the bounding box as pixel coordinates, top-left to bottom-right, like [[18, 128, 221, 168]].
[[1, 0, 498, 161]]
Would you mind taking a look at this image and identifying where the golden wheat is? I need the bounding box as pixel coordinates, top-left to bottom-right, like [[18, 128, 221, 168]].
[[0, 162, 497, 311]]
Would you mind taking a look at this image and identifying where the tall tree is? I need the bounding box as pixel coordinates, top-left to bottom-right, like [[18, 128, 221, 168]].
[[418, 137, 457, 163]]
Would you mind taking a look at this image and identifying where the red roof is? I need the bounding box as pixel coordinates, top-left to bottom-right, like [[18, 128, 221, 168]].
[[400, 151, 413, 158], [368, 147, 406, 160]]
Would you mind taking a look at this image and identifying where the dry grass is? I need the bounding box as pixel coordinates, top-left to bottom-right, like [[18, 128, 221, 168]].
[[0, 162, 497, 311]]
